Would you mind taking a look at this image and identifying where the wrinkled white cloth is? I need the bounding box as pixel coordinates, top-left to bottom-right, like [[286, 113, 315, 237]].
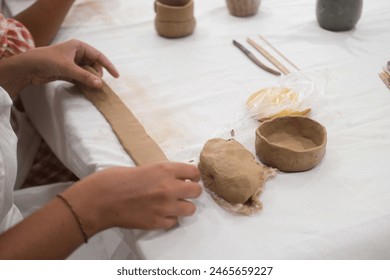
[[5, 0, 390, 259], [0, 87, 23, 233]]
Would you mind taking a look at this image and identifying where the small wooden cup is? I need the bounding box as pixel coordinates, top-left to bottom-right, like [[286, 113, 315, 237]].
[[226, 0, 261, 17], [155, 0, 196, 38], [158, 0, 191, 6], [255, 116, 327, 172]]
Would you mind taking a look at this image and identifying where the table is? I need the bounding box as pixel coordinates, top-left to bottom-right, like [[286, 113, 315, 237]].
[[7, 0, 390, 259]]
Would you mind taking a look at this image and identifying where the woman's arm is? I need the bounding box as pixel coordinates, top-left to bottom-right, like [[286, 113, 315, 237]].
[[0, 40, 201, 259], [0, 163, 202, 259], [13, 0, 75, 47], [0, 193, 88, 259]]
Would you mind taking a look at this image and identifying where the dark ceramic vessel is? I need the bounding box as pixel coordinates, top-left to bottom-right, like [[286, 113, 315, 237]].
[[316, 0, 363, 31]]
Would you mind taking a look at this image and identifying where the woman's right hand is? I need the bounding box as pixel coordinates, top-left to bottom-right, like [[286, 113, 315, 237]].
[[63, 162, 202, 237]]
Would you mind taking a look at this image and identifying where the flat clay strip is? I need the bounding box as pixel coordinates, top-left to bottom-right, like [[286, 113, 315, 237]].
[[78, 66, 169, 166]]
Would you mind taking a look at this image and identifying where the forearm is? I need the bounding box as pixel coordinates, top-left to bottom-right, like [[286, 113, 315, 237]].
[[0, 198, 86, 259], [0, 163, 201, 259], [0, 180, 104, 260], [13, 0, 75, 47], [0, 55, 29, 99]]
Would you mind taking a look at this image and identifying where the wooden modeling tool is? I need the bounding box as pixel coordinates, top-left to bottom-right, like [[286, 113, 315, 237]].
[[258, 35, 300, 71], [233, 40, 281, 76], [247, 37, 290, 75]]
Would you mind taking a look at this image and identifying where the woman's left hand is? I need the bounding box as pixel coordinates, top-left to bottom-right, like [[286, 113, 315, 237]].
[[25, 39, 120, 88], [0, 39, 119, 97]]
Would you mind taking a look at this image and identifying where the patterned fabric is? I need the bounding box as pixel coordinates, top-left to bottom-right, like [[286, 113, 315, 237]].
[[1, 13, 78, 187], [22, 140, 78, 188], [0, 13, 35, 59]]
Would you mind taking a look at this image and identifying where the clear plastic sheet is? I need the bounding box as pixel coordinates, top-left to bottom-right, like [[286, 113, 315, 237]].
[[212, 70, 328, 142], [247, 71, 327, 121]]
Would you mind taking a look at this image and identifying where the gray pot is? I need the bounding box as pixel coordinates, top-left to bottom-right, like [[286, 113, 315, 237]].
[[316, 0, 363, 31]]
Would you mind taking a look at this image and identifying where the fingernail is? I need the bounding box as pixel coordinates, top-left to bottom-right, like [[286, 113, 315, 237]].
[[93, 78, 102, 87]]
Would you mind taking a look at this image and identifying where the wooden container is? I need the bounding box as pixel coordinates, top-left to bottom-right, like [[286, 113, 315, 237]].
[[158, 0, 191, 5], [226, 0, 261, 17], [255, 116, 327, 172], [155, 0, 196, 38]]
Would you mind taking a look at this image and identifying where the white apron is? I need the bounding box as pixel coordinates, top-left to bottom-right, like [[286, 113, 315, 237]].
[[0, 86, 23, 233]]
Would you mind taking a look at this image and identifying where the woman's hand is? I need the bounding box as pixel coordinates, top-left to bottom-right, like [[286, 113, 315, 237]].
[[0, 39, 119, 98], [65, 162, 202, 236], [24, 39, 119, 87], [0, 162, 202, 259]]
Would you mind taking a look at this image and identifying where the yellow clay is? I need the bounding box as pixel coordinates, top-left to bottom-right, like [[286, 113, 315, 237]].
[[246, 87, 311, 120]]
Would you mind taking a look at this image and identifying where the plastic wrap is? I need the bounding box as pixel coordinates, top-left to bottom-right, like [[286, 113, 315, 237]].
[[246, 71, 326, 121]]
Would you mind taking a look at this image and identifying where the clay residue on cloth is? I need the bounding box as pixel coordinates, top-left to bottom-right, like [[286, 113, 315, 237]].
[[198, 138, 277, 215]]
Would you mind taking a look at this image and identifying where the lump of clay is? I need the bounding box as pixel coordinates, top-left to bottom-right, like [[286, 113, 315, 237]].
[[199, 138, 273, 206]]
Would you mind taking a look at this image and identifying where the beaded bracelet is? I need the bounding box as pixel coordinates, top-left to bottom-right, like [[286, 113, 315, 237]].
[[57, 193, 88, 243]]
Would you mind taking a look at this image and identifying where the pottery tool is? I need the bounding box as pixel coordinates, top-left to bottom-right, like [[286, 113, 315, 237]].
[[247, 37, 290, 75], [233, 40, 280, 76], [258, 35, 300, 71], [78, 66, 169, 166], [379, 70, 390, 90]]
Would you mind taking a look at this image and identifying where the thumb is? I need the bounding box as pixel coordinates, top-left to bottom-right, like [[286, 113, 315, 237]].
[[68, 65, 103, 88]]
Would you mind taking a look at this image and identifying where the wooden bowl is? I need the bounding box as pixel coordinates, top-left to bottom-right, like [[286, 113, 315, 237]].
[[255, 116, 327, 172], [226, 0, 261, 17]]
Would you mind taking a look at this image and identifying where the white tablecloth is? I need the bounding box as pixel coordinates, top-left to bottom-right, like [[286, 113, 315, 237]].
[[7, 0, 390, 259]]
